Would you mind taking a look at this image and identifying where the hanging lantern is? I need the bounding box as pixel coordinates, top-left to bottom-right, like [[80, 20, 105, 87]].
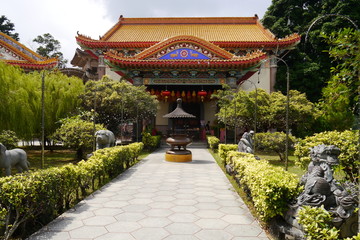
[[150, 89, 155, 95], [198, 90, 207, 102], [176, 91, 181, 98], [192, 90, 196, 97], [187, 91, 191, 99], [162, 90, 171, 102], [171, 90, 175, 97]]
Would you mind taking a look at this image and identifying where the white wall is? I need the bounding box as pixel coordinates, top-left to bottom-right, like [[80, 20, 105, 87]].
[[239, 61, 271, 93]]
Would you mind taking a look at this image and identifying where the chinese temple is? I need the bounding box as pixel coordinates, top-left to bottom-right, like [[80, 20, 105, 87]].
[[72, 16, 300, 136], [0, 32, 58, 71]]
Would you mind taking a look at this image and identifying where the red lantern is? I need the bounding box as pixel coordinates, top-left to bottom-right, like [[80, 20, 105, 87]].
[[198, 90, 207, 102], [162, 90, 171, 102], [176, 91, 181, 98], [187, 91, 191, 99]]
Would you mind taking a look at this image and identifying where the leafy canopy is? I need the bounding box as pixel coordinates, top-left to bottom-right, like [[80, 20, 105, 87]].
[[80, 76, 158, 134], [262, 0, 360, 102], [0, 15, 19, 40], [0, 62, 84, 139], [33, 33, 68, 68], [318, 28, 360, 130]]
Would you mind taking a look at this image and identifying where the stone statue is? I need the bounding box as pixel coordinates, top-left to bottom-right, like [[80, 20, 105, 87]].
[[95, 130, 116, 150], [238, 130, 254, 154], [282, 144, 358, 238], [0, 143, 29, 176]]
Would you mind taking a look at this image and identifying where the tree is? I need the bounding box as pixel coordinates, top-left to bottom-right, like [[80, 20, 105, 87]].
[[52, 116, 105, 160], [80, 76, 159, 135], [33, 33, 68, 68], [319, 28, 360, 130], [214, 86, 319, 137], [262, 0, 360, 102], [0, 62, 84, 139], [269, 90, 319, 137], [255, 132, 297, 162], [0, 15, 19, 40]]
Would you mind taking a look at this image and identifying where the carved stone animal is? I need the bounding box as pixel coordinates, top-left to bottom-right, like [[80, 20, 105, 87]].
[[95, 130, 116, 150], [238, 130, 254, 154], [0, 143, 29, 176]]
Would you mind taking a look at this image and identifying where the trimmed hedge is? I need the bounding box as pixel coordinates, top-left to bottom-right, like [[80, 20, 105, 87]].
[[225, 151, 301, 221], [218, 144, 237, 164], [206, 135, 220, 151], [142, 132, 161, 150], [0, 142, 143, 240]]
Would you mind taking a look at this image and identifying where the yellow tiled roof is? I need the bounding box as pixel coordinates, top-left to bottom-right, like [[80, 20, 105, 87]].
[[106, 23, 274, 43], [76, 17, 300, 49], [0, 32, 58, 69], [100, 17, 275, 43]]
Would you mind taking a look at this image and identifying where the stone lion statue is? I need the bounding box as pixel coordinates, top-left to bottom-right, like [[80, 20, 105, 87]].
[[95, 130, 116, 150], [237, 130, 254, 154], [283, 144, 358, 238], [0, 143, 29, 176]]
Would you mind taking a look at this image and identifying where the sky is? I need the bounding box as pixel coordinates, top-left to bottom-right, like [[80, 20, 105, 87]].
[[3, 0, 273, 67]]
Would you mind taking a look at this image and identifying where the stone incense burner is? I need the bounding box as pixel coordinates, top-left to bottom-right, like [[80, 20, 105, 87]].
[[163, 98, 195, 162]]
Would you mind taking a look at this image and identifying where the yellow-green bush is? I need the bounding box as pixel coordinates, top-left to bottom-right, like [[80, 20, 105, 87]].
[[142, 132, 161, 150], [206, 135, 220, 151], [0, 142, 143, 240], [218, 144, 237, 164], [226, 151, 301, 221], [298, 205, 360, 240]]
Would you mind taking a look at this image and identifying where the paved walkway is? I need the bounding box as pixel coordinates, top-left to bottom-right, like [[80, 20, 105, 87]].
[[29, 147, 269, 240]]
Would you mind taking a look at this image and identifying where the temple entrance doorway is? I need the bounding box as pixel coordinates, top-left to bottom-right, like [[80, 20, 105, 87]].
[[170, 102, 203, 139]]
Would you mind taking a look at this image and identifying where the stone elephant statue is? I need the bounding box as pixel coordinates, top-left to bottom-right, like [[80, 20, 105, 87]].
[[95, 130, 116, 150], [0, 143, 29, 176]]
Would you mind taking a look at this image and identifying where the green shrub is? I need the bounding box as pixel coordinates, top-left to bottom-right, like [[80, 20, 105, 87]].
[[206, 135, 220, 151], [0, 130, 20, 149], [294, 130, 359, 182], [255, 132, 297, 161], [0, 142, 143, 240], [218, 144, 238, 165], [297, 205, 339, 240], [226, 151, 301, 221], [141, 132, 161, 150], [52, 116, 106, 159]]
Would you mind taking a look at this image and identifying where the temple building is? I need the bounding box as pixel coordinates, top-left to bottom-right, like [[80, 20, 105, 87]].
[[0, 32, 58, 71], [72, 16, 300, 137]]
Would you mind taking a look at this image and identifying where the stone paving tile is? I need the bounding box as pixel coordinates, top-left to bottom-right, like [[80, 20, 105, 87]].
[[28, 147, 268, 240]]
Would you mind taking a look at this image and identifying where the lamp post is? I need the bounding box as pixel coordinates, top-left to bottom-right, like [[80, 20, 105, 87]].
[[246, 79, 258, 154], [41, 71, 45, 168], [259, 56, 290, 170]]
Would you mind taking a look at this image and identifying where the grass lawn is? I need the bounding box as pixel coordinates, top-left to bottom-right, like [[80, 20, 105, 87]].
[[255, 151, 306, 178], [20, 147, 152, 172], [27, 149, 78, 170]]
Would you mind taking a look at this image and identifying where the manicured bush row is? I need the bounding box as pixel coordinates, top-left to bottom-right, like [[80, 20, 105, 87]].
[[142, 132, 161, 150], [206, 135, 220, 151], [294, 130, 359, 182], [0, 142, 143, 240], [218, 144, 237, 165], [225, 151, 301, 221]]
